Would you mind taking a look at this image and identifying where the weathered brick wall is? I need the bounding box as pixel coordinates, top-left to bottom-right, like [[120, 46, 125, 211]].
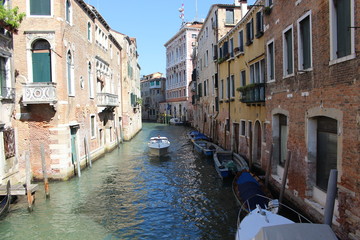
[[264, 0, 360, 239], [13, 0, 122, 180]]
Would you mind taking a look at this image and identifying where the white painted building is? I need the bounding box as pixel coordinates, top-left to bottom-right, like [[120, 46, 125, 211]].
[[164, 22, 203, 122]]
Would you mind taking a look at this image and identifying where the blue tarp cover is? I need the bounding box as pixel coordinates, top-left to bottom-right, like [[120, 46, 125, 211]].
[[237, 172, 268, 210]]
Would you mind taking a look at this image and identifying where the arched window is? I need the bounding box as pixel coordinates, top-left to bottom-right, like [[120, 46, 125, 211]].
[[32, 39, 51, 82], [65, 0, 71, 23], [67, 51, 74, 95]]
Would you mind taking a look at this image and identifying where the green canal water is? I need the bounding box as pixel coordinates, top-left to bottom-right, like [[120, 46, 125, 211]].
[[0, 123, 239, 240]]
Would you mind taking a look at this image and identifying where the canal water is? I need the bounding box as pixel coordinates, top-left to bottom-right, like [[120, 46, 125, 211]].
[[0, 123, 240, 240]]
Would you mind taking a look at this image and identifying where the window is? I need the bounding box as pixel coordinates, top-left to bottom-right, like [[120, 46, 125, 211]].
[[283, 26, 294, 76], [248, 121, 252, 138], [226, 77, 230, 99], [230, 75, 235, 98], [246, 19, 254, 45], [32, 39, 52, 83], [65, 0, 71, 24], [87, 22, 92, 41], [238, 30, 244, 53], [250, 59, 265, 84], [30, 0, 51, 16], [256, 11, 264, 38], [265, 0, 273, 7], [225, 9, 234, 25], [298, 12, 312, 70], [67, 50, 74, 96], [230, 38, 234, 58], [267, 40, 275, 82], [88, 62, 94, 98], [198, 83, 202, 97], [192, 34, 197, 39], [240, 120, 246, 136], [330, 0, 353, 61], [204, 80, 207, 96], [90, 115, 96, 138], [0, 57, 9, 98], [240, 70, 246, 86]]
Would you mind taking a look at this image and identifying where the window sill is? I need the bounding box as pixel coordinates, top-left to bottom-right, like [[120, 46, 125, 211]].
[[297, 68, 313, 74], [329, 53, 356, 66], [282, 73, 295, 79]]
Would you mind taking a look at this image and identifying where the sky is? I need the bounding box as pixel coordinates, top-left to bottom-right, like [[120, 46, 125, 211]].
[[85, 0, 256, 77]]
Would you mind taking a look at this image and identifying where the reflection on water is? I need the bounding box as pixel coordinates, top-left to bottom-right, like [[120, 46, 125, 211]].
[[0, 123, 239, 240]]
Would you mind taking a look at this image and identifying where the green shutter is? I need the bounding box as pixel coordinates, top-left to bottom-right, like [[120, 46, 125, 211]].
[[269, 42, 274, 79], [301, 16, 311, 69], [30, 0, 51, 15], [337, 0, 351, 58], [32, 52, 51, 82], [285, 30, 293, 74]]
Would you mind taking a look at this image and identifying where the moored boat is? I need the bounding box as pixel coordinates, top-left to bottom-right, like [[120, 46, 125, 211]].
[[213, 151, 248, 179], [148, 136, 170, 156], [187, 130, 210, 142], [0, 180, 11, 219], [232, 170, 269, 212], [235, 195, 338, 240], [169, 118, 183, 125], [193, 140, 223, 157]]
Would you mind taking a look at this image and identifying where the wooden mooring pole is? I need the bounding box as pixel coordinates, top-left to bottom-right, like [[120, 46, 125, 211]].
[[324, 169, 338, 227], [40, 144, 50, 198], [265, 144, 273, 188], [84, 136, 92, 168], [25, 152, 34, 211], [279, 150, 291, 205]]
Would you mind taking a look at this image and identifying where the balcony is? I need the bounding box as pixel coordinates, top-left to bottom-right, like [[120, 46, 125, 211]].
[[96, 92, 119, 107], [22, 82, 57, 106], [239, 83, 265, 104], [0, 87, 15, 101]]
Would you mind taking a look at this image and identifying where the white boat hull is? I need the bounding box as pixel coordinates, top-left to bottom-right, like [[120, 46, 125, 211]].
[[148, 136, 170, 156], [148, 146, 169, 156]]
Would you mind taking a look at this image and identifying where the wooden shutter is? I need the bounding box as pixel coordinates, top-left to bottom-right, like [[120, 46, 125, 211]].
[[300, 16, 311, 69], [32, 52, 51, 82], [30, 0, 51, 15], [239, 31, 244, 52], [336, 0, 351, 58], [268, 42, 274, 79], [285, 30, 293, 74]]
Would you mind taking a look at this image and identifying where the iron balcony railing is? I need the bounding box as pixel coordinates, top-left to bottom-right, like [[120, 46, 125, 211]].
[[22, 82, 57, 106], [0, 87, 15, 101], [97, 92, 119, 107], [240, 83, 265, 103]]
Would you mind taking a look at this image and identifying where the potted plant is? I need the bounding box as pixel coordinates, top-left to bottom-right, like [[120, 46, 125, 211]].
[[0, 2, 25, 34]]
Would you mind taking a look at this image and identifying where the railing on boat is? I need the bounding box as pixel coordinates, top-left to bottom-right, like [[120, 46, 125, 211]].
[[236, 194, 312, 227]]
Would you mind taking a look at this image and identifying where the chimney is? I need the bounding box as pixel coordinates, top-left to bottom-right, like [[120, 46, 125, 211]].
[[240, 0, 248, 18]]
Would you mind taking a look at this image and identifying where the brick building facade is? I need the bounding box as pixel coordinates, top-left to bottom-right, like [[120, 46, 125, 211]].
[[264, 0, 359, 238]]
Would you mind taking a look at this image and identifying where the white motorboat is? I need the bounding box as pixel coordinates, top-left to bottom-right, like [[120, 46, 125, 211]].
[[148, 136, 170, 156], [169, 118, 183, 125], [235, 196, 338, 240]]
